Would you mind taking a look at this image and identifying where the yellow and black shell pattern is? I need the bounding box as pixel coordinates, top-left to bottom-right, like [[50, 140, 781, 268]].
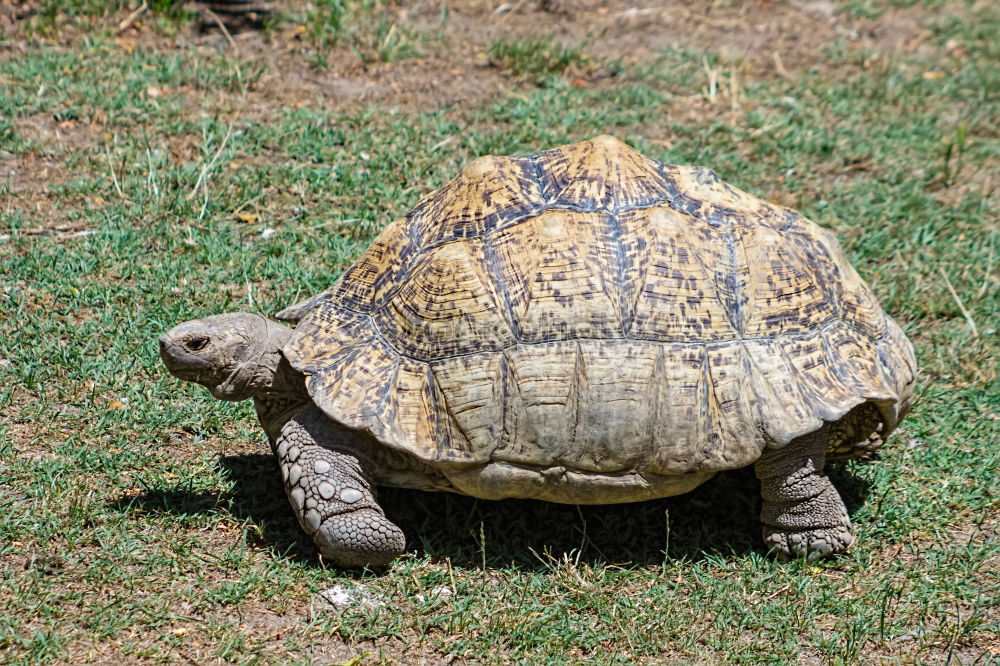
[[283, 136, 917, 501]]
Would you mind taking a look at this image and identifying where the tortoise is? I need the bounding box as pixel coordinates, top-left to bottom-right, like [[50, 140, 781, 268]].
[[159, 135, 916, 567]]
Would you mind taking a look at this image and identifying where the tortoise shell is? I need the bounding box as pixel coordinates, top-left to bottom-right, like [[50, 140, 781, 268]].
[[283, 136, 916, 503]]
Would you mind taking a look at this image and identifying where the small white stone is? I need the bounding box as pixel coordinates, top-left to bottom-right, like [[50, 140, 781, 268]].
[[290, 487, 305, 509], [305, 508, 321, 531], [319, 584, 385, 610], [317, 482, 335, 500], [432, 585, 454, 598], [340, 488, 364, 504], [320, 585, 353, 607], [314, 459, 330, 474], [261, 228, 278, 240], [415, 585, 454, 604]]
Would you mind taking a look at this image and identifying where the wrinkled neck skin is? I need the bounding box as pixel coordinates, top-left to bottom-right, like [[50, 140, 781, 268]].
[[220, 324, 308, 445], [215, 336, 309, 447], [253, 356, 310, 447], [217, 339, 298, 399]]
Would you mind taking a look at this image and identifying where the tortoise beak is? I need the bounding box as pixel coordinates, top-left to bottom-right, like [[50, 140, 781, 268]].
[[158, 333, 180, 369], [158, 333, 172, 355], [159, 332, 188, 377], [159, 330, 215, 382]]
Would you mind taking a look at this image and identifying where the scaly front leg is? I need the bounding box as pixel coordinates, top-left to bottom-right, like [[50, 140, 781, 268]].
[[277, 406, 405, 567]]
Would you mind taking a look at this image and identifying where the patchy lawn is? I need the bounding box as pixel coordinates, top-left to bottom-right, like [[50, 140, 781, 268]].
[[1, 0, 997, 663]]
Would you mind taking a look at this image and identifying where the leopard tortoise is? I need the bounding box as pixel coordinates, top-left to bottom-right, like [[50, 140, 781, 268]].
[[160, 135, 916, 567]]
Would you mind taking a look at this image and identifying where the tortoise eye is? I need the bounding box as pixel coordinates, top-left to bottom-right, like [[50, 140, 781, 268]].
[[187, 336, 209, 352]]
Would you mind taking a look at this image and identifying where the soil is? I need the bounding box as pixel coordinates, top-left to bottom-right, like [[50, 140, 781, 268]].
[[186, 0, 934, 112], [1, 0, 939, 116], [0, 0, 951, 232]]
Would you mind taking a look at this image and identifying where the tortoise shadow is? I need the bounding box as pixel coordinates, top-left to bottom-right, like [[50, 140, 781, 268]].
[[112, 453, 874, 570]]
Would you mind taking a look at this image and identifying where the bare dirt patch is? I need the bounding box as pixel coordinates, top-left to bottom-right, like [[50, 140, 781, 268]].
[[0, 0, 970, 220], [2, 0, 960, 227], [2, 115, 105, 229], [408, 0, 933, 75], [256, 53, 512, 113]]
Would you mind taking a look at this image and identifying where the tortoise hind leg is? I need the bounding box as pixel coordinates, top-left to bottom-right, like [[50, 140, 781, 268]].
[[277, 407, 405, 568], [755, 424, 854, 560]]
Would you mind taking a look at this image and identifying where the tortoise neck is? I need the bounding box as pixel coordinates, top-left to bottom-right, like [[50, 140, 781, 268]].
[[249, 339, 310, 445], [204, 317, 301, 403], [248, 351, 306, 401]]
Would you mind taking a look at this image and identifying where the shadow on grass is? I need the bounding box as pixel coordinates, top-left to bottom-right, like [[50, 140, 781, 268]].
[[112, 453, 874, 570]]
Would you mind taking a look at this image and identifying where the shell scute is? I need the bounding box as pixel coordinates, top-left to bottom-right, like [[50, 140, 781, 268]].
[[374, 239, 514, 360], [778, 323, 869, 422], [492, 341, 655, 473], [429, 353, 504, 456], [533, 135, 674, 210], [822, 322, 896, 400], [389, 359, 472, 464], [876, 316, 917, 422], [490, 209, 623, 343], [807, 227, 887, 340], [741, 224, 839, 337], [740, 339, 823, 445], [284, 303, 374, 374], [619, 206, 739, 341], [703, 343, 767, 465], [324, 219, 417, 311], [306, 336, 399, 434], [664, 163, 778, 224], [407, 154, 544, 243]]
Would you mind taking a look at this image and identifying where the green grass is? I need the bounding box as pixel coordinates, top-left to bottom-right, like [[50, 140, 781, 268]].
[[488, 36, 588, 84], [1, 0, 998, 663], [15, 0, 197, 37], [290, 0, 422, 67]]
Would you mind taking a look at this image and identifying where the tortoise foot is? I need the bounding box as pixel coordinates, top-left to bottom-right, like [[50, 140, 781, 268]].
[[313, 507, 406, 568], [762, 524, 854, 561]]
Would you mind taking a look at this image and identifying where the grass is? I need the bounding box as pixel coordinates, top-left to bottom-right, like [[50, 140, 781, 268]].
[[1, 0, 998, 663], [16, 0, 197, 36], [292, 0, 421, 67], [488, 36, 588, 84]]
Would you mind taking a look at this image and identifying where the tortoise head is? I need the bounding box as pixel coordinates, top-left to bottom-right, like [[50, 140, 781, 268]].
[[159, 312, 301, 402]]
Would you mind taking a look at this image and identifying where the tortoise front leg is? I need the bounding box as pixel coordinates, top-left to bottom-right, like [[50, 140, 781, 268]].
[[755, 424, 854, 561], [276, 407, 405, 568]]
